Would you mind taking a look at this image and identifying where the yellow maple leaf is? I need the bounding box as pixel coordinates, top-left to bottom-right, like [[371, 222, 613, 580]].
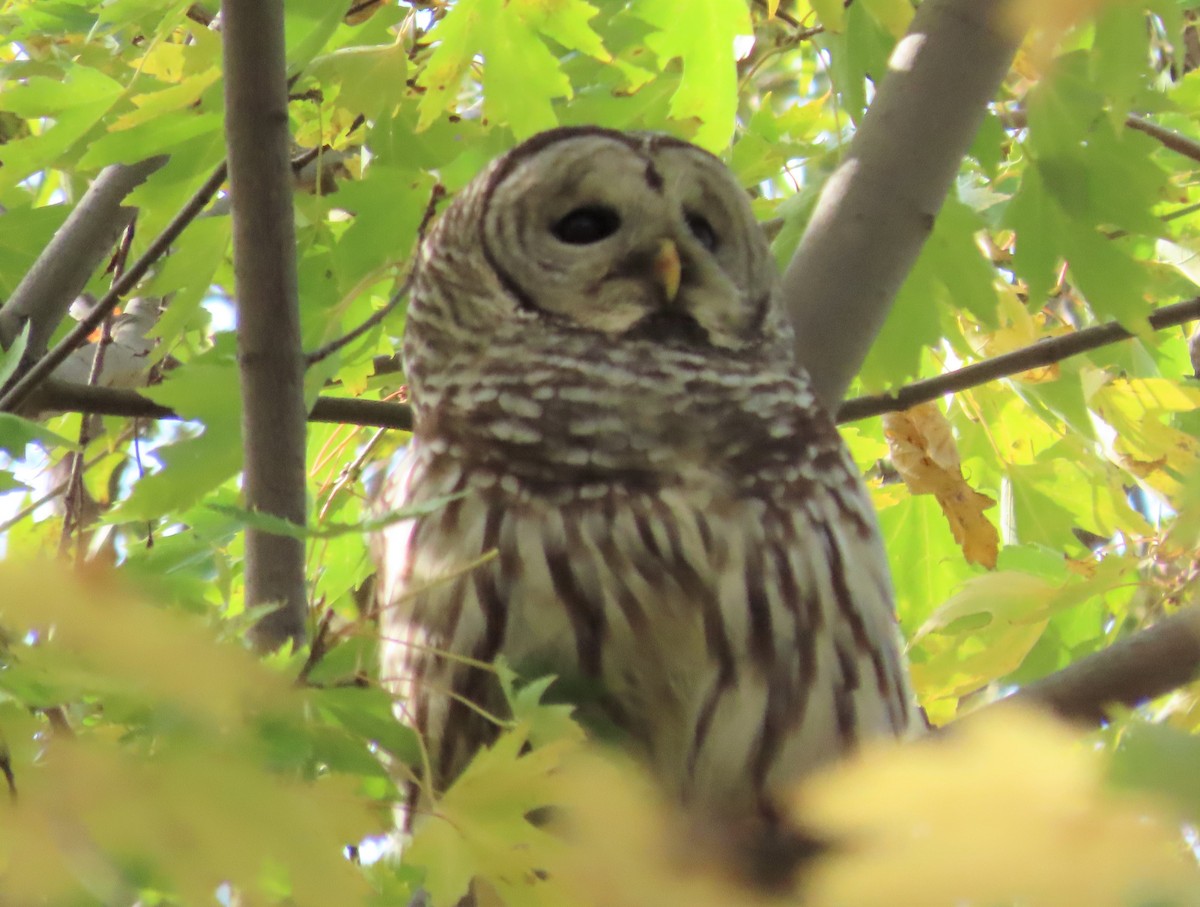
[[795, 706, 1199, 906], [0, 562, 292, 724], [549, 750, 783, 907], [0, 564, 377, 906], [965, 288, 1064, 383], [406, 724, 581, 907], [1004, 0, 1137, 37], [883, 403, 999, 568]]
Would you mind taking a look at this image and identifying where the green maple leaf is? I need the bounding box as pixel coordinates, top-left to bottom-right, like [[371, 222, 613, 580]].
[[634, 0, 751, 150], [416, 0, 610, 138]]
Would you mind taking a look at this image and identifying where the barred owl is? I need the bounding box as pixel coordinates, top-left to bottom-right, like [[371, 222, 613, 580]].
[[375, 126, 916, 851]]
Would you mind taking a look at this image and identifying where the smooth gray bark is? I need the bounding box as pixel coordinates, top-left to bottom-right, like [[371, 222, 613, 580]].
[[0, 158, 166, 355], [222, 0, 309, 650], [784, 0, 1019, 409], [1009, 607, 1200, 724]]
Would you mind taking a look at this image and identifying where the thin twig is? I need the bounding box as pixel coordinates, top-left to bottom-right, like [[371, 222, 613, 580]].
[[835, 296, 1200, 423], [1001, 109, 1200, 167], [0, 746, 15, 802], [60, 222, 137, 560], [304, 270, 416, 368], [28, 381, 414, 430], [0, 157, 167, 353], [0, 429, 136, 535], [317, 426, 388, 523], [0, 162, 229, 414], [304, 184, 445, 368], [296, 607, 338, 685], [1126, 114, 1200, 164]]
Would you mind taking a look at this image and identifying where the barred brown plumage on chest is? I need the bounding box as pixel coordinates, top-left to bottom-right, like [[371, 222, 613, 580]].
[[374, 125, 916, 837]]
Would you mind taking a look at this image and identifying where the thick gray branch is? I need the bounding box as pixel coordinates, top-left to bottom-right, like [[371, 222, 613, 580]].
[[784, 0, 1019, 409], [223, 0, 308, 650], [1008, 608, 1200, 725], [0, 158, 166, 354]]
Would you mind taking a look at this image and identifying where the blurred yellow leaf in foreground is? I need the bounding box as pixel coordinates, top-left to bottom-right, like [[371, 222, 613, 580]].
[[0, 562, 378, 905], [798, 706, 1199, 906]]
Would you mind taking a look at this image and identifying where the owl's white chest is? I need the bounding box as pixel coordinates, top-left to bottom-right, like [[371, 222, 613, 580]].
[[376, 444, 915, 820]]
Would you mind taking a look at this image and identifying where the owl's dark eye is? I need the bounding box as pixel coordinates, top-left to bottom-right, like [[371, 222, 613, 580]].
[[552, 206, 622, 244], [686, 212, 719, 252]]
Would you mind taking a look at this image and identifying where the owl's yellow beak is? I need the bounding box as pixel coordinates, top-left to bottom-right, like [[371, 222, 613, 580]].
[[652, 239, 682, 303]]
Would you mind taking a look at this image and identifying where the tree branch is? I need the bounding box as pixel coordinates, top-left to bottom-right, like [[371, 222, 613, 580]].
[[30, 293, 1198, 432], [0, 157, 167, 354], [1125, 114, 1200, 164], [835, 296, 1200, 422], [1006, 607, 1200, 724], [784, 0, 1019, 409], [26, 380, 413, 431], [222, 0, 309, 651], [0, 163, 228, 414]]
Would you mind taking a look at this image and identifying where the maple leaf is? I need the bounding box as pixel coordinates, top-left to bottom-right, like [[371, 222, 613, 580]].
[[883, 402, 999, 568]]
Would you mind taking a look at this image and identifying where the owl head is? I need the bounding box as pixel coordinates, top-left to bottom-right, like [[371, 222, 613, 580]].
[[406, 127, 792, 387]]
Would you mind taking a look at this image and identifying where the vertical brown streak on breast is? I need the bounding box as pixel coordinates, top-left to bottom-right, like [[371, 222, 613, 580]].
[[475, 504, 509, 656], [863, 567, 910, 731], [396, 639, 435, 832], [694, 510, 714, 551], [435, 576, 488, 783], [398, 514, 425, 585], [795, 602, 817, 735], [439, 576, 468, 656], [438, 492, 465, 537], [886, 660, 911, 733], [631, 497, 665, 559], [743, 536, 775, 671], [752, 537, 814, 801], [820, 521, 890, 692], [643, 160, 665, 192], [750, 664, 790, 809], [594, 530, 650, 634], [832, 640, 860, 745], [684, 667, 733, 787], [545, 516, 607, 677], [649, 496, 736, 682], [770, 541, 803, 633]]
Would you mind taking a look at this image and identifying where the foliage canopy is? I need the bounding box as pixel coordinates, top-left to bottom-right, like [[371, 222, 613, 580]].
[[0, 0, 1199, 903]]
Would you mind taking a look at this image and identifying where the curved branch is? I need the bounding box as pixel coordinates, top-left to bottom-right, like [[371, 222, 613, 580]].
[[0, 157, 167, 354], [835, 296, 1200, 422], [1006, 607, 1200, 724], [784, 0, 1019, 409], [0, 163, 228, 414]]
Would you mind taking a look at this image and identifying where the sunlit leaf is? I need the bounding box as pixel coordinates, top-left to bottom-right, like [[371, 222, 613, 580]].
[[883, 403, 999, 568], [406, 723, 579, 907], [208, 490, 466, 539], [798, 707, 1199, 906], [0, 322, 29, 388], [111, 353, 242, 519], [416, 0, 609, 138], [633, 0, 751, 150], [0, 412, 76, 457]]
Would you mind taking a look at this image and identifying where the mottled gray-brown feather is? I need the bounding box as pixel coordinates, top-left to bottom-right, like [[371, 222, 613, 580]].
[[375, 126, 916, 839]]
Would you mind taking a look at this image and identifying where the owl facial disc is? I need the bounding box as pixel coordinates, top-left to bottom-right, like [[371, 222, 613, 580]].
[[473, 128, 782, 352]]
